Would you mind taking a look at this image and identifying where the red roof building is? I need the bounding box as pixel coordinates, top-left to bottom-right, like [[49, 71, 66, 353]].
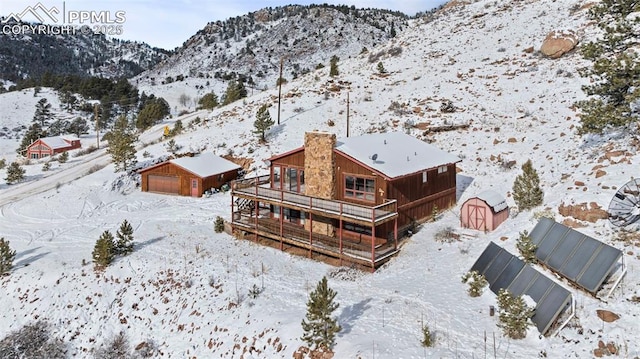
[[26, 136, 81, 159]]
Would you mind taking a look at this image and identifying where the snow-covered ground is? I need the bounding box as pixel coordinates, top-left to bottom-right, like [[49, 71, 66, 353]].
[[1, 0, 640, 357]]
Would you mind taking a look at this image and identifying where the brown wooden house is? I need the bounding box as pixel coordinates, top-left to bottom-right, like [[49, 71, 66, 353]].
[[26, 136, 81, 159], [140, 152, 241, 197], [231, 131, 461, 270]]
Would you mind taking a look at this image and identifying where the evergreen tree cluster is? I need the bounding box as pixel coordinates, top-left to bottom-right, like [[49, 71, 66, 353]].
[[222, 80, 248, 105], [576, 0, 640, 134], [301, 276, 342, 350], [198, 92, 219, 110], [0, 237, 16, 275], [329, 55, 340, 77], [92, 220, 135, 269], [136, 97, 170, 130], [496, 289, 535, 339], [512, 160, 543, 211]]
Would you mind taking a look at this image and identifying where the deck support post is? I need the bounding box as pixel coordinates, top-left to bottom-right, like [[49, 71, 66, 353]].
[[279, 205, 284, 251], [371, 210, 376, 272], [394, 211, 398, 250], [309, 213, 313, 259], [339, 203, 344, 266]]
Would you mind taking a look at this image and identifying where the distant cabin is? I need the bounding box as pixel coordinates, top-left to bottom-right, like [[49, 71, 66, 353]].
[[26, 136, 81, 159], [460, 190, 509, 231], [139, 152, 241, 197]]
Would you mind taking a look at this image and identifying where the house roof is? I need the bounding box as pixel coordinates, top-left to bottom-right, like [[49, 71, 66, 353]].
[[169, 152, 241, 178], [334, 131, 461, 179], [474, 190, 508, 213], [36, 136, 76, 150]]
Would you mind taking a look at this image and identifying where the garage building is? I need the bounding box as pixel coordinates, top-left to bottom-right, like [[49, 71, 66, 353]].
[[140, 152, 241, 197]]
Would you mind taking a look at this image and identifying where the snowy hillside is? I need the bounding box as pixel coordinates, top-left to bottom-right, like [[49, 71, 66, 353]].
[[1, 0, 640, 358]]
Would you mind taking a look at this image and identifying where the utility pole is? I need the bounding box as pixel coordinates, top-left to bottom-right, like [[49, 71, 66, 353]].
[[346, 92, 350, 137], [94, 103, 100, 149], [277, 57, 283, 125]]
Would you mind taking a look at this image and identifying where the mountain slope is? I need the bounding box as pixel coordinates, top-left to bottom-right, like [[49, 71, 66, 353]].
[[0, 20, 171, 83], [134, 4, 409, 90]]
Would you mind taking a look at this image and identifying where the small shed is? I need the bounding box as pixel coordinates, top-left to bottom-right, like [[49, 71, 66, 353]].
[[460, 190, 509, 231], [140, 153, 241, 197], [26, 136, 81, 159]]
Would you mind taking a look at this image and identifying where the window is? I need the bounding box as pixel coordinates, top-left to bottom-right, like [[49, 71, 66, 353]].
[[344, 175, 375, 202], [438, 165, 448, 174], [31, 153, 38, 159], [422, 171, 427, 183], [272, 167, 281, 189]]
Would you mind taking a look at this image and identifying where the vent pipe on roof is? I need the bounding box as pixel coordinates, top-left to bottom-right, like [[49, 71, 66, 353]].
[[384, 139, 387, 144]]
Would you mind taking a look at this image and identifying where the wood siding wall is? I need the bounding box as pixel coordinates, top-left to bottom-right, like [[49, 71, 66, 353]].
[[141, 162, 238, 197], [268, 149, 457, 231]]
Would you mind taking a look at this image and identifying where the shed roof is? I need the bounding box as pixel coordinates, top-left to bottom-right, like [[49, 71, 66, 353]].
[[37, 136, 76, 150], [334, 131, 461, 179], [475, 190, 508, 213], [170, 152, 241, 178]]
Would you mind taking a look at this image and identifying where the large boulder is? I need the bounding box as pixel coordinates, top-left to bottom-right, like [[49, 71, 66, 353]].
[[540, 30, 578, 58]]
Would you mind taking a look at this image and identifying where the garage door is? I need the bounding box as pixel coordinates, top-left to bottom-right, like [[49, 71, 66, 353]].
[[148, 175, 179, 194]]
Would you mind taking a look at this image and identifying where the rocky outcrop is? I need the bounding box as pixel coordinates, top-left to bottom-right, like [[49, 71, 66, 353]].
[[540, 30, 578, 58], [558, 202, 608, 223]]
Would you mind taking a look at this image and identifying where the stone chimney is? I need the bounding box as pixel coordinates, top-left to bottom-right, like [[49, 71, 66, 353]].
[[304, 131, 336, 236]]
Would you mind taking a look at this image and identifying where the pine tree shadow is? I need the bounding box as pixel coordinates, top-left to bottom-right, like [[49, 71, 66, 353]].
[[134, 236, 165, 251], [339, 298, 372, 336], [15, 251, 49, 268]]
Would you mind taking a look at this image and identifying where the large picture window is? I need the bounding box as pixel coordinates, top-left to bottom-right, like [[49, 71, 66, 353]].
[[344, 175, 375, 202]]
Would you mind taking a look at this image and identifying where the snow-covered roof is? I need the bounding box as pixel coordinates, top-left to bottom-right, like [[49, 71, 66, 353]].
[[475, 190, 508, 212], [170, 152, 241, 178], [39, 136, 75, 150], [334, 131, 461, 179]]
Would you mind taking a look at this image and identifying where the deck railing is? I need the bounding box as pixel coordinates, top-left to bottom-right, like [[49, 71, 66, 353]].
[[231, 176, 397, 224]]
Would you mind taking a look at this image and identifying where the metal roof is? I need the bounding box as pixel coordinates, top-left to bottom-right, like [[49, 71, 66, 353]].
[[39, 136, 76, 150], [170, 152, 241, 178], [471, 241, 572, 335], [334, 131, 461, 179], [474, 190, 508, 213], [529, 218, 622, 294]]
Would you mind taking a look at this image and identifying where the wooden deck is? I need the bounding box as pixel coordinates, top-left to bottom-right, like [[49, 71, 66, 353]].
[[230, 176, 400, 270], [232, 176, 398, 227], [233, 215, 398, 269]]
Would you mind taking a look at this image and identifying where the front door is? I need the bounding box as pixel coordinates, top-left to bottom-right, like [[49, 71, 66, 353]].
[[468, 204, 486, 230], [191, 178, 199, 197]]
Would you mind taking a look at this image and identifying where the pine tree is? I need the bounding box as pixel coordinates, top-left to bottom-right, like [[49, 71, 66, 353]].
[[115, 220, 134, 256], [0, 237, 16, 275], [214, 216, 225, 233], [377, 61, 387, 74], [253, 104, 274, 142], [33, 98, 52, 128], [222, 80, 247, 105], [461, 270, 488, 297], [496, 289, 534, 339], [107, 116, 138, 172], [171, 119, 183, 136], [516, 230, 537, 263], [67, 117, 89, 138], [421, 325, 433, 347], [301, 276, 341, 350], [198, 92, 219, 110], [57, 151, 69, 163], [17, 123, 46, 155], [92, 231, 115, 268], [512, 159, 543, 211], [329, 55, 339, 77], [575, 0, 640, 134], [5, 162, 25, 185], [135, 98, 170, 130]]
